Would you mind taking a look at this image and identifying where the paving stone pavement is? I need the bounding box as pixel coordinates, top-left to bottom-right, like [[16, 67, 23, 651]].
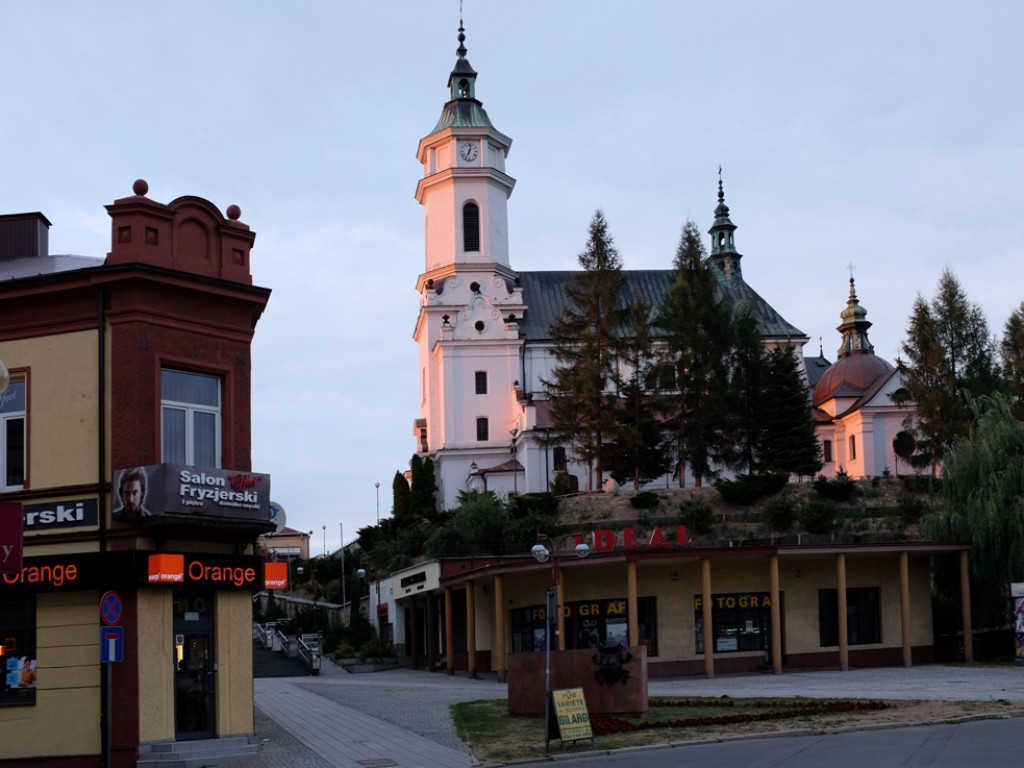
[[233, 661, 1024, 768]]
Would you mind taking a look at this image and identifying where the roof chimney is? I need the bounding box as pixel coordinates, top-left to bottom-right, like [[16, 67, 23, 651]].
[[0, 212, 51, 261]]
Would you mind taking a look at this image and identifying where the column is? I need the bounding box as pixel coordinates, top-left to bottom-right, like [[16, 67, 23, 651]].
[[961, 551, 974, 663], [425, 593, 437, 672], [466, 582, 477, 678], [444, 586, 455, 676], [410, 596, 420, 669], [899, 551, 912, 668], [701, 557, 714, 679], [769, 555, 782, 675], [627, 561, 639, 648], [837, 553, 849, 671], [494, 575, 507, 682]]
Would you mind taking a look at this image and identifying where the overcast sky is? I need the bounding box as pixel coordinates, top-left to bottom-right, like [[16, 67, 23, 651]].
[[3, 2, 1022, 555]]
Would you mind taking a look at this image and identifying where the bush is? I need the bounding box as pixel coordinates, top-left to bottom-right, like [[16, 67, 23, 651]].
[[715, 473, 787, 504], [900, 474, 942, 494], [679, 496, 716, 536], [510, 492, 560, 518], [630, 491, 660, 509], [550, 472, 578, 496], [335, 642, 356, 659], [812, 474, 857, 501], [800, 499, 837, 534], [763, 493, 799, 533], [897, 492, 929, 525]]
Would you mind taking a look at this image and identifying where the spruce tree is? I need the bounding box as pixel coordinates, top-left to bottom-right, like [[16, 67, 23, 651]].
[[542, 210, 626, 490], [603, 296, 670, 489], [727, 309, 766, 475], [758, 344, 824, 477], [654, 220, 735, 486], [896, 268, 998, 469]]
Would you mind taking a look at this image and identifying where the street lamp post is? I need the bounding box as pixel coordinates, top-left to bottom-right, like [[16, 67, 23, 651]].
[[510, 428, 519, 494], [375, 482, 380, 526], [531, 533, 590, 748]]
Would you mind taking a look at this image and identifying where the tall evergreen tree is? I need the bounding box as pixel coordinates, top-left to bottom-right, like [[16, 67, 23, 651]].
[[603, 296, 671, 489], [542, 210, 626, 490], [655, 220, 735, 486], [896, 267, 998, 469], [758, 344, 824, 477], [726, 309, 766, 475], [1001, 301, 1024, 416], [392, 470, 412, 528], [408, 454, 438, 518]]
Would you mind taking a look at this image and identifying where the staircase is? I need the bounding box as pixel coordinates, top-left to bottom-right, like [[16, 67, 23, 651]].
[[252, 638, 311, 678], [137, 735, 257, 767]]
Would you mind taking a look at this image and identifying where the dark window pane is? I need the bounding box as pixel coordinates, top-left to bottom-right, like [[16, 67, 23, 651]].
[[463, 203, 480, 252]]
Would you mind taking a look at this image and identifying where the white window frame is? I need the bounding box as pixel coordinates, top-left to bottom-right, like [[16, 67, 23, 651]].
[[161, 369, 221, 468], [0, 380, 25, 491]]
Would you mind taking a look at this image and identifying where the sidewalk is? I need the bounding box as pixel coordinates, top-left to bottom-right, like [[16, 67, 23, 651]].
[[239, 662, 1024, 768]]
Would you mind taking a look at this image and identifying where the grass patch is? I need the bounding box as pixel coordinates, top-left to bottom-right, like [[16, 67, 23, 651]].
[[452, 696, 899, 763]]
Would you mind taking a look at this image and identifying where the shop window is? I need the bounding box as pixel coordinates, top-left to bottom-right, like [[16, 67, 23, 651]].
[[818, 587, 881, 646], [161, 369, 221, 467], [476, 417, 489, 442], [0, 595, 36, 706], [822, 440, 832, 463], [475, 371, 487, 395], [462, 202, 480, 252], [0, 380, 25, 490], [694, 592, 773, 654], [510, 597, 658, 656]]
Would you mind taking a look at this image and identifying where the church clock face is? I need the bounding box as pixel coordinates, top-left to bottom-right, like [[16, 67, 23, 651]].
[[459, 142, 478, 161]]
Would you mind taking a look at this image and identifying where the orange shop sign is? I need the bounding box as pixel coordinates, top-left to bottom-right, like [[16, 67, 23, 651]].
[[146, 553, 261, 589], [264, 562, 288, 590]]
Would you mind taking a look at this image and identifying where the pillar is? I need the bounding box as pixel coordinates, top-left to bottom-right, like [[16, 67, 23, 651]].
[[444, 586, 455, 676], [494, 575, 506, 682], [626, 561, 639, 648], [960, 551, 974, 663], [425, 593, 437, 672], [466, 582, 477, 678], [701, 557, 714, 679], [769, 555, 782, 675], [556, 580, 566, 651], [837, 553, 849, 671], [899, 551, 912, 668], [410, 596, 420, 669]]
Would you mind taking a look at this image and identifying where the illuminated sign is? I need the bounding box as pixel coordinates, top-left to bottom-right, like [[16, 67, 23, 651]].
[[144, 553, 263, 590], [0, 553, 134, 592], [264, 562, 288, 590]]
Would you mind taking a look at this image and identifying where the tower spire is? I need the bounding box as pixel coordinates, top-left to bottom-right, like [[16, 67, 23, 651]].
[[708, 168, 742, 282], [836, 273, 875, 358]]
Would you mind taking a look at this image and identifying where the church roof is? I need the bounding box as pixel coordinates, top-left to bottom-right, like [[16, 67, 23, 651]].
[[515, 269, 805, 343]]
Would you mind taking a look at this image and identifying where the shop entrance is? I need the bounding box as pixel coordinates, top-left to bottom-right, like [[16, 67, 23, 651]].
[[173, 591, 216, 740]]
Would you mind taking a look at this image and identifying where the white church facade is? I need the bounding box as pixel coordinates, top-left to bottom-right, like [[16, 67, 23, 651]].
[[412, 25, 912, 510]]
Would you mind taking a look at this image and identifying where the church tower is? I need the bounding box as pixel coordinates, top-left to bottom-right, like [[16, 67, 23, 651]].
[[413, 22, 527, 508]]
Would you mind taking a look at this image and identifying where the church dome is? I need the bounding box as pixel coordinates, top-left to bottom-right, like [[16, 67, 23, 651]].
[[812, 276, 894, 406], [812, 352, 894, 405]]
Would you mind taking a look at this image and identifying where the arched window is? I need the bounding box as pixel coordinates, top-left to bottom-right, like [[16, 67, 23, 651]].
[[849, 435, 857, 461], [463, 202, 480, 252], [476, 417, 489, 442]]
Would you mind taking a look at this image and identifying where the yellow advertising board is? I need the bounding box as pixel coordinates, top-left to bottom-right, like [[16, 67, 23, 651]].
[[550, 687, 593, 745]]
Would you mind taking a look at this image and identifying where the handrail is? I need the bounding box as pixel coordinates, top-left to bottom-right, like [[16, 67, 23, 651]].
[[297, 633, 321, 674]]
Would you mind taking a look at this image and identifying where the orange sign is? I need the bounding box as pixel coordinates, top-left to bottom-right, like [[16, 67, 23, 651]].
[[148, 554, 185, 584], [264, 562, 288, 590]]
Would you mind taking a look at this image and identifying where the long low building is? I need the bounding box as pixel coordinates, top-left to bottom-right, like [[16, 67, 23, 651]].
[[381, 530, 973, 680]]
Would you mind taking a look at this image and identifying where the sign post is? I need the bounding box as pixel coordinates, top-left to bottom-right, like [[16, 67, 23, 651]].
[[100, 590, 123, 768]]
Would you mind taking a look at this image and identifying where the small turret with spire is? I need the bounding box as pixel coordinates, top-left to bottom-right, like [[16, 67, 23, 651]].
[[430, 18, 496, 133], [708, 168, 742, 283], [836, 273, 875, 358]]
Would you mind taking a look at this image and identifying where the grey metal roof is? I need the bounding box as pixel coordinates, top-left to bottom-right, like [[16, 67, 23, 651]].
[[516, 269, 806, 343], [430, 99, 495, 132], [0, 253, 104, 280]]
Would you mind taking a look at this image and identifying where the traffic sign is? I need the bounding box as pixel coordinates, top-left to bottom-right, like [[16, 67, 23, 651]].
[[100, 591, 122, 626], [101, 626, 124, 663]]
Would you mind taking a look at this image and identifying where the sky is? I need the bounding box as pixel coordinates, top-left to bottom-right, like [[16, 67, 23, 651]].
[[3, 2, 1022, 556]]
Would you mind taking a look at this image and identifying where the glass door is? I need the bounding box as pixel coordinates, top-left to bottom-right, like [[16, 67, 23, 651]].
[[173, 591, 216, 740]]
